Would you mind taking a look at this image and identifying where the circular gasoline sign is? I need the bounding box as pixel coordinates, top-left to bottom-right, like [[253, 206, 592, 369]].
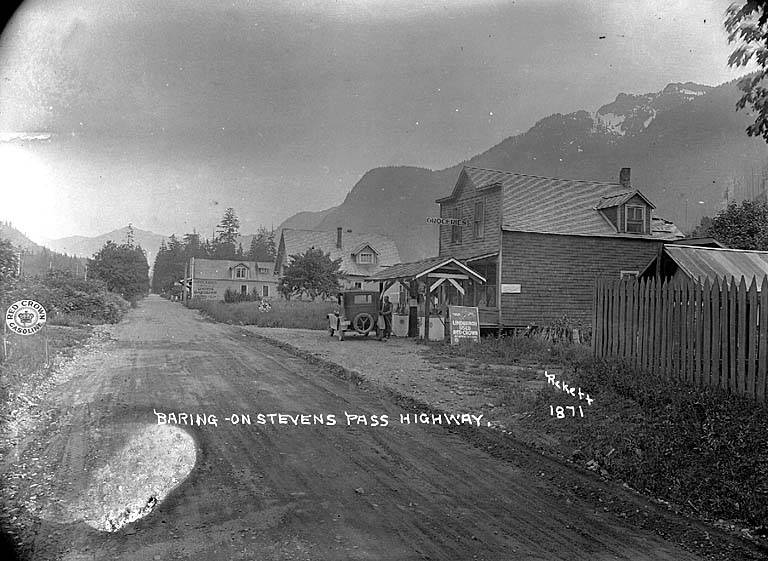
[[5, 300, 47, 335]]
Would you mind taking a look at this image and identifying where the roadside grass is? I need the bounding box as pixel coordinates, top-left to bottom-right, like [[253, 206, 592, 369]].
[[436, 334, 592, 368], [527, 356, 768, 532], [0, 325, 91, 413], [189, 299, 337, 330], [429, 333, 768, 533]]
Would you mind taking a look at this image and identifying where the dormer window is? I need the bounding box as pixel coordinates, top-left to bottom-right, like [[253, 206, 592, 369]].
[[234, 265, 248, 279], [358, 252, 373, 264], [625, 205, 646, 233]]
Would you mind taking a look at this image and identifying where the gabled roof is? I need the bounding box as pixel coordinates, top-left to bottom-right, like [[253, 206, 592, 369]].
[[192, 258, 276, 281], [642, 245, 768, 288], [349, 242, 378, 256], [435, 167, 502, 203], [438, 166, 679, 239], [278, 229, 400, 277], [367, 256, 486, 283], [595, 190, 656, 210]]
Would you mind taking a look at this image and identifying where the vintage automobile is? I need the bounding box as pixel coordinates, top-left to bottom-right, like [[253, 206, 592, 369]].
[[328, 290, 381, 341]]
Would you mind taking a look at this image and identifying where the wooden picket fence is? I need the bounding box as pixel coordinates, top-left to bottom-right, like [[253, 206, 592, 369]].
[[592, 275, 768, 402]]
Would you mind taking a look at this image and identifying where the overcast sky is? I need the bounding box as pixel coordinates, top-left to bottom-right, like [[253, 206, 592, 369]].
[[0, 0, 748, 242]]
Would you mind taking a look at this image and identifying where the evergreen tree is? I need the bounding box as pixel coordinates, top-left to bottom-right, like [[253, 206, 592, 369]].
[[248, 226, 277, 261]]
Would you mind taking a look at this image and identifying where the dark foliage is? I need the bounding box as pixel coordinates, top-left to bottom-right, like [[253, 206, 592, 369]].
[[277, 248, 342, 301]]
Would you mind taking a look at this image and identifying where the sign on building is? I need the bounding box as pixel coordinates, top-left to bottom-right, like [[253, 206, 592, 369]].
[[426, 216, 470, 226], [448, 305, 480, 344], [193, 279, 218, 301], [501, 283, 521, 294]]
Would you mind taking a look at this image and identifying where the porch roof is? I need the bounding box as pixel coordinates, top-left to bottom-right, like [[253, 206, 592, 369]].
[[366, 256, 486, 283]]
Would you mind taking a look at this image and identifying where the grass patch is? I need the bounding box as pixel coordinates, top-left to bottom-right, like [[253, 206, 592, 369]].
[[523, 355, 768, 531], [189, 298, 337, 330], [436, 334, 592, 367], [0, 325, 92, 410]]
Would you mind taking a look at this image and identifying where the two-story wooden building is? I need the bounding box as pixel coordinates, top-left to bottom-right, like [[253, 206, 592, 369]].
[[184, 257, 278, 302], [434, 165, 684, 329], [275, 227, 401, 293]]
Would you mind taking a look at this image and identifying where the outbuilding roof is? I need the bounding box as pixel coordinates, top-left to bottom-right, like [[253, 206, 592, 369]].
[[644, 245, 768, 288], [277, 228, 400, 277]]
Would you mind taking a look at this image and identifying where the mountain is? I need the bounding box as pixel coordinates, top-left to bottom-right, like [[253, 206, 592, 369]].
[[0, 222, 86, 277], [279, 79, 768, 262], [0, 221, 45, 253], [48, 226, 167, 266]]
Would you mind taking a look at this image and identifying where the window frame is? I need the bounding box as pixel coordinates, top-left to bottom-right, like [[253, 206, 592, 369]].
[[262, 285, 269, 297], [357, 252, 373, 264], [234, 265, 248, 279], [451, 205, 463, 244], [473, 198, 485, 239], [625, 205, 646, 234]]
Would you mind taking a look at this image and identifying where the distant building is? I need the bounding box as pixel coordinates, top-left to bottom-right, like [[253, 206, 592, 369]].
[[185, 257, 278, 302], [275, 227, 401, 292], [431, 165, 685, 328]]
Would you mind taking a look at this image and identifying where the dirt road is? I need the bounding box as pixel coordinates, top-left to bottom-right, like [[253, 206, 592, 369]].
[[1, 296, 711, 560]]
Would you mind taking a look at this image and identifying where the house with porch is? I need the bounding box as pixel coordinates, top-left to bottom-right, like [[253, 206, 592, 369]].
[[274, 227, 401, 293], [184, 257, 278, 302], [429, 165, 684, 329]]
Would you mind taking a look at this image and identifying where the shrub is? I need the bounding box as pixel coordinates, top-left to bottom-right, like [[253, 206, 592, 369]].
[[190, 298, 336, 329], [0, 271, 130, 325]]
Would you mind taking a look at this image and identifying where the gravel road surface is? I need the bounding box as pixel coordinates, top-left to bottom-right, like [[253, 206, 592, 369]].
[[1, 296, 708, 560]]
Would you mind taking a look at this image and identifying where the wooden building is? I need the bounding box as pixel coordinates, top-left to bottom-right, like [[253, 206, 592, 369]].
[[184, 257, 278, 302], [434, 165, 685, 329], [275, 227, 401, 292]]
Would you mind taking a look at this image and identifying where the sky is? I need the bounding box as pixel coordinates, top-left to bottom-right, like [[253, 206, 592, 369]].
[[0, 0, 750, 242]]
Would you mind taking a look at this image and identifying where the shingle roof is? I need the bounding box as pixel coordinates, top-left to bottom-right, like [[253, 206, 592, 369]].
[[279, 229, 401, 277], [659, 245, 768, 288], [192, 259, 276, 281], [595, 190, 655, 210], [449, 166, 681, 240], [367, 256, 486, 282]]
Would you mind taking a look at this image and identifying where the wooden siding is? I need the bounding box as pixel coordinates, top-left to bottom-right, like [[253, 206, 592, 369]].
[[438, 183, 501, 260], [500, 231, 661, 327]]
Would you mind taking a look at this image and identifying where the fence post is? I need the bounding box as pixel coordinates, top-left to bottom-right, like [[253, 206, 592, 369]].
[[747, 277, 758, 400], [758, 276, 768, 402], [702, 279, 711, 388]]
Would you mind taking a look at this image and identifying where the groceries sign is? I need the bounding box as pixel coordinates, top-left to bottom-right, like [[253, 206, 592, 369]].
[[426, 216, 469, 226]]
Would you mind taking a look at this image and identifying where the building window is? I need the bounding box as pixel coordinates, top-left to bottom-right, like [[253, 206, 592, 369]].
[[625, 205, 645, 233], [258, 267, 268, 274], [451, 205, 463, 243], [240, 285, 247, 295], [357, 252, 373, 264], [354, 281, 363, 289], [620, 270, 639, 280], [234, 265, 248, 279], [473, 199, 485, 239], [262, 285, 269, 297]]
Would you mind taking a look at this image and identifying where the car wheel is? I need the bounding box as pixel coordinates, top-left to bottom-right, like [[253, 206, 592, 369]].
[[352, 312, 374, 334]]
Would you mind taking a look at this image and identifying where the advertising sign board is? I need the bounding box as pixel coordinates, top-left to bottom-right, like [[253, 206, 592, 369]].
[[448, 305, 480, 344]]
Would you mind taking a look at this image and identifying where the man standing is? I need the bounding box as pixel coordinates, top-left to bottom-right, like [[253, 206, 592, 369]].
[[381, 295, 393, 340]]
